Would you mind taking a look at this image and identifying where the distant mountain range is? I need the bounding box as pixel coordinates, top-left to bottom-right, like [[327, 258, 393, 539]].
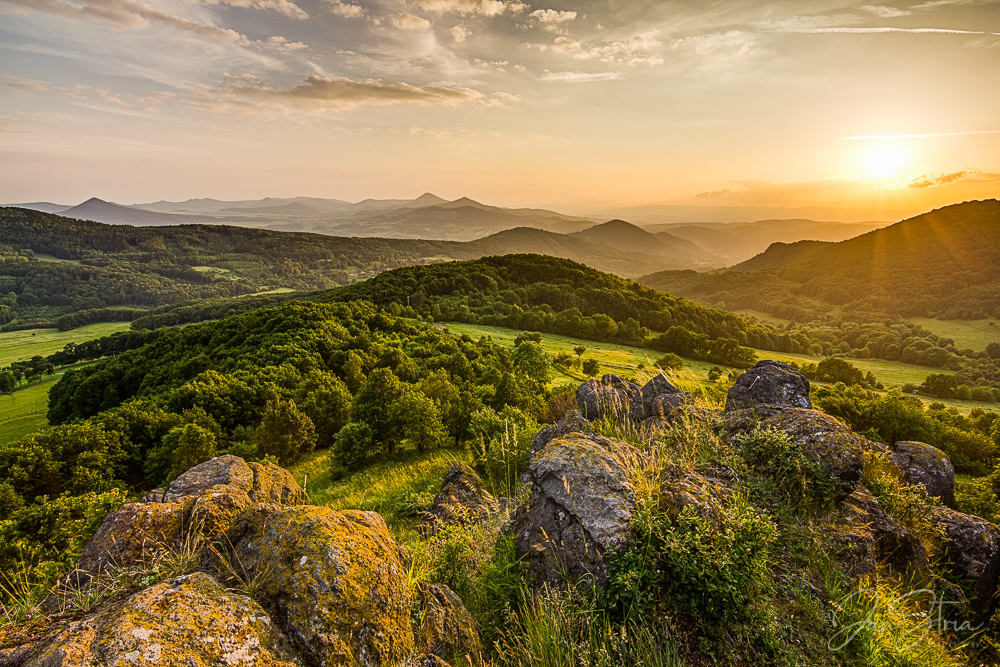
[[639, 199, 1000, 320]]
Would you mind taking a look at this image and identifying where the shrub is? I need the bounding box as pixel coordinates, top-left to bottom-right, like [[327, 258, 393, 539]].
[[332, 422, 374, 472], [730, 428, 836, 512], [655, 353, 684, 371]]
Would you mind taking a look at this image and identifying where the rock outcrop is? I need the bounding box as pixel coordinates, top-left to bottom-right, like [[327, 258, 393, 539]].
[[531, 410, 589, 457], [80, 456, 308, 574], [228, 506, 415, 667], [725, 360, 811, 413], [575, 374, 638, 420], [829, 486, 928, 580], [749, 408, 877, 501], [421, 462, 500, 535], [515, 432, 636, 589], [31, 572, 297, 666], [892, 441, 956, 507], [932, 507, 1000, 622], [630, 374, 688, 421], [415, 582, 482, 663]]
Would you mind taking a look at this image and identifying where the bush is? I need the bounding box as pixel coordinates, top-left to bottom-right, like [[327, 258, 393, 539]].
[[730, 428, 836, 512], [332, 422, 374, 472], [655, 353, 684, 371]]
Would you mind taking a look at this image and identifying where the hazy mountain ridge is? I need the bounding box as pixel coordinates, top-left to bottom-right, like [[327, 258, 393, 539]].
[[640, 199, 1000, 320]]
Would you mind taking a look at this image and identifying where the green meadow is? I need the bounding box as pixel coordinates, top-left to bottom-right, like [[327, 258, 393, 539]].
[[0, 322, 132, 367], [0, 381, 52, 445], [906, 316, 999, 352]]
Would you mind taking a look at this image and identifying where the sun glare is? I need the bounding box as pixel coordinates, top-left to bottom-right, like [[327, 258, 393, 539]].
[[865, 146, 908, 178]]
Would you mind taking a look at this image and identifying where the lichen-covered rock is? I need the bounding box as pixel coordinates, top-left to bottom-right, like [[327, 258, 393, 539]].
[[629, 374, 685, 421], [229, 505, 414, 667], [601, 374, 640, 399], [531, 410, 589, 457], [828, 486, 928, 580], [78, 456, 308, 574], [515, 432, 636, 589], [932, 506, 1000, 622], [576, 379, 631, 420], [724, 360, 811, 413], [892, 441, 956, 507], [31, 572, 296, 667], [648, 392, 690, 420], [162, 455, 307, 506], [78, 500, 191, 573], [659, 463, 728, 521], [421, 462, 499, 535], [415, 583, 482, 663], [752, 408, 877, 501]]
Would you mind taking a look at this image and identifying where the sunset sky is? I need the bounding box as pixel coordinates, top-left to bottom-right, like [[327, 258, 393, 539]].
[[1, 0, 999, 215]]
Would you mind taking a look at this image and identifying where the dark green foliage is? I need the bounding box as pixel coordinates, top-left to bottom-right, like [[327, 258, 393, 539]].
[[582, 358, 600, 377], [656, 353, 685, 371], [815, 385, 999, 473], [815, 356, 865, 386], [921, 373, 960, 398], [730, 429, 836, 512], [332, 422, 374, 472], [253, 398, 316, 465]]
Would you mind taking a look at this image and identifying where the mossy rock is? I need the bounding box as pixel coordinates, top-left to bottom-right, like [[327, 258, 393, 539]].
[[421, 462, 498, 535], [32, 572, 297, 666], [229, 505, 414, 667], [415, 582, 482, 663]]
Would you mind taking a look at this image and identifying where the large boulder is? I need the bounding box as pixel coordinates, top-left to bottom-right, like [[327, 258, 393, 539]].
[[630, 375, 686, 421], [421, 462, 499, 535], [515, 432, 636, 589], [725, 360, 811, 413], [531, 410, 590, 457], [228, 505, 414, 667], [576, 375, 637, 420], [749, 408, 877, 501], [78, 456, 308, 574], [659, 463, 728, 521], [892, 441, 956, 507], [828, 486, 928, 580], [932, 507, 1000, 622], [30, 572, 296, 666], [415, 582, 482, 664]]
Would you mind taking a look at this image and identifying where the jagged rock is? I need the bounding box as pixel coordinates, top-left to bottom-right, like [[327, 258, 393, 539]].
[[531, 410, 589, 457], [77, 456, 308, 574], [648, 392, 689, 419], [576, 378, 632, 420], [892, 441, 956, 507], [932, 506, 1000, 622], [630, 375, 685, 421], [724, 360, 811, 413], [828, 486, 928, 580], [750, 408, 877, 501], [659, 463, 729, 521], [515, 432, 636, 589], [78, 501, 192, 573], [31, 572, 296, 667], [415, 583, 482, 663], [421, 462, 499, 535], [601, 374, 641, 398], [228, 505, 414, 667], [410, 656, 452, 667]]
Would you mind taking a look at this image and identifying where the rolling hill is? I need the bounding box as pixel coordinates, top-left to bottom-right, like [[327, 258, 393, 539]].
[[639, 199, 1000, 321]]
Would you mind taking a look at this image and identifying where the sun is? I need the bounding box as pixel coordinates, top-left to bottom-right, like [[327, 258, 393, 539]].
[[865, 146, 908, 178]]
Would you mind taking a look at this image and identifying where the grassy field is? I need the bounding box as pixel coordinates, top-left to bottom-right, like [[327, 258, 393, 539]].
[[442, 321, 996, 415], [0, 381, 52, 445], [289, 447, 471, 545], [0, 322, 132, 367], [33, 253, 81, 264], [906, 317, 999, 352]]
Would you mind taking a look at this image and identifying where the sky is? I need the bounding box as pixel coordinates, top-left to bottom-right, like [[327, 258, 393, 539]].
[[1, 0, 999, 215]]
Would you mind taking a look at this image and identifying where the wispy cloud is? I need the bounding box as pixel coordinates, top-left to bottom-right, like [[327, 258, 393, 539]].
[[3, 0, 244, 41], [905, 169, 989, 188], [208, 73, 483, 110], [408, 0, 527, 17], [537, 32, 663, 65], [845, 129, 1000, 139], [3, 75, 173, 111], [197, 0, 308, 20], [859, 5, 913, 18], [539, 70, 623, 82], [772, 27, 1000, 35], [322, 0, 364, 17]]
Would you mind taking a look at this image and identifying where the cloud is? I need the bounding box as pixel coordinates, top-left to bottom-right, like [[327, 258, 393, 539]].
[[538, 32, 663, 65], [773, 27, 999, 35], [451, 25, 471, 42], [213, 73, 483, 110], [845, 129, 1000, 139], [4, 0, 243, 42], [859, 5, 912, 18], [906, 169, 1000, 188], [965, 35, 1000, 47], [539, 70, 623, 82], [529, 8, 577, 33], [392, 13, 432, 30], [323, 0, 364, 17], [3, 75, 172, 111], [196, 0, 308, 20], [266, 35, 307, 50], [673, 31, 757, 58], [409, 0, 527, 16]]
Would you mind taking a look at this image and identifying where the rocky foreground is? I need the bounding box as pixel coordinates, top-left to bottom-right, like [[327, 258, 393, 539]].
[[2, 361, 998, 666]]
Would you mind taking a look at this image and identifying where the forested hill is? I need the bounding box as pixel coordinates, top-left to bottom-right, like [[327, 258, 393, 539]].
[[0, 207, 717, 329], [640, 199, 1000, 320]]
